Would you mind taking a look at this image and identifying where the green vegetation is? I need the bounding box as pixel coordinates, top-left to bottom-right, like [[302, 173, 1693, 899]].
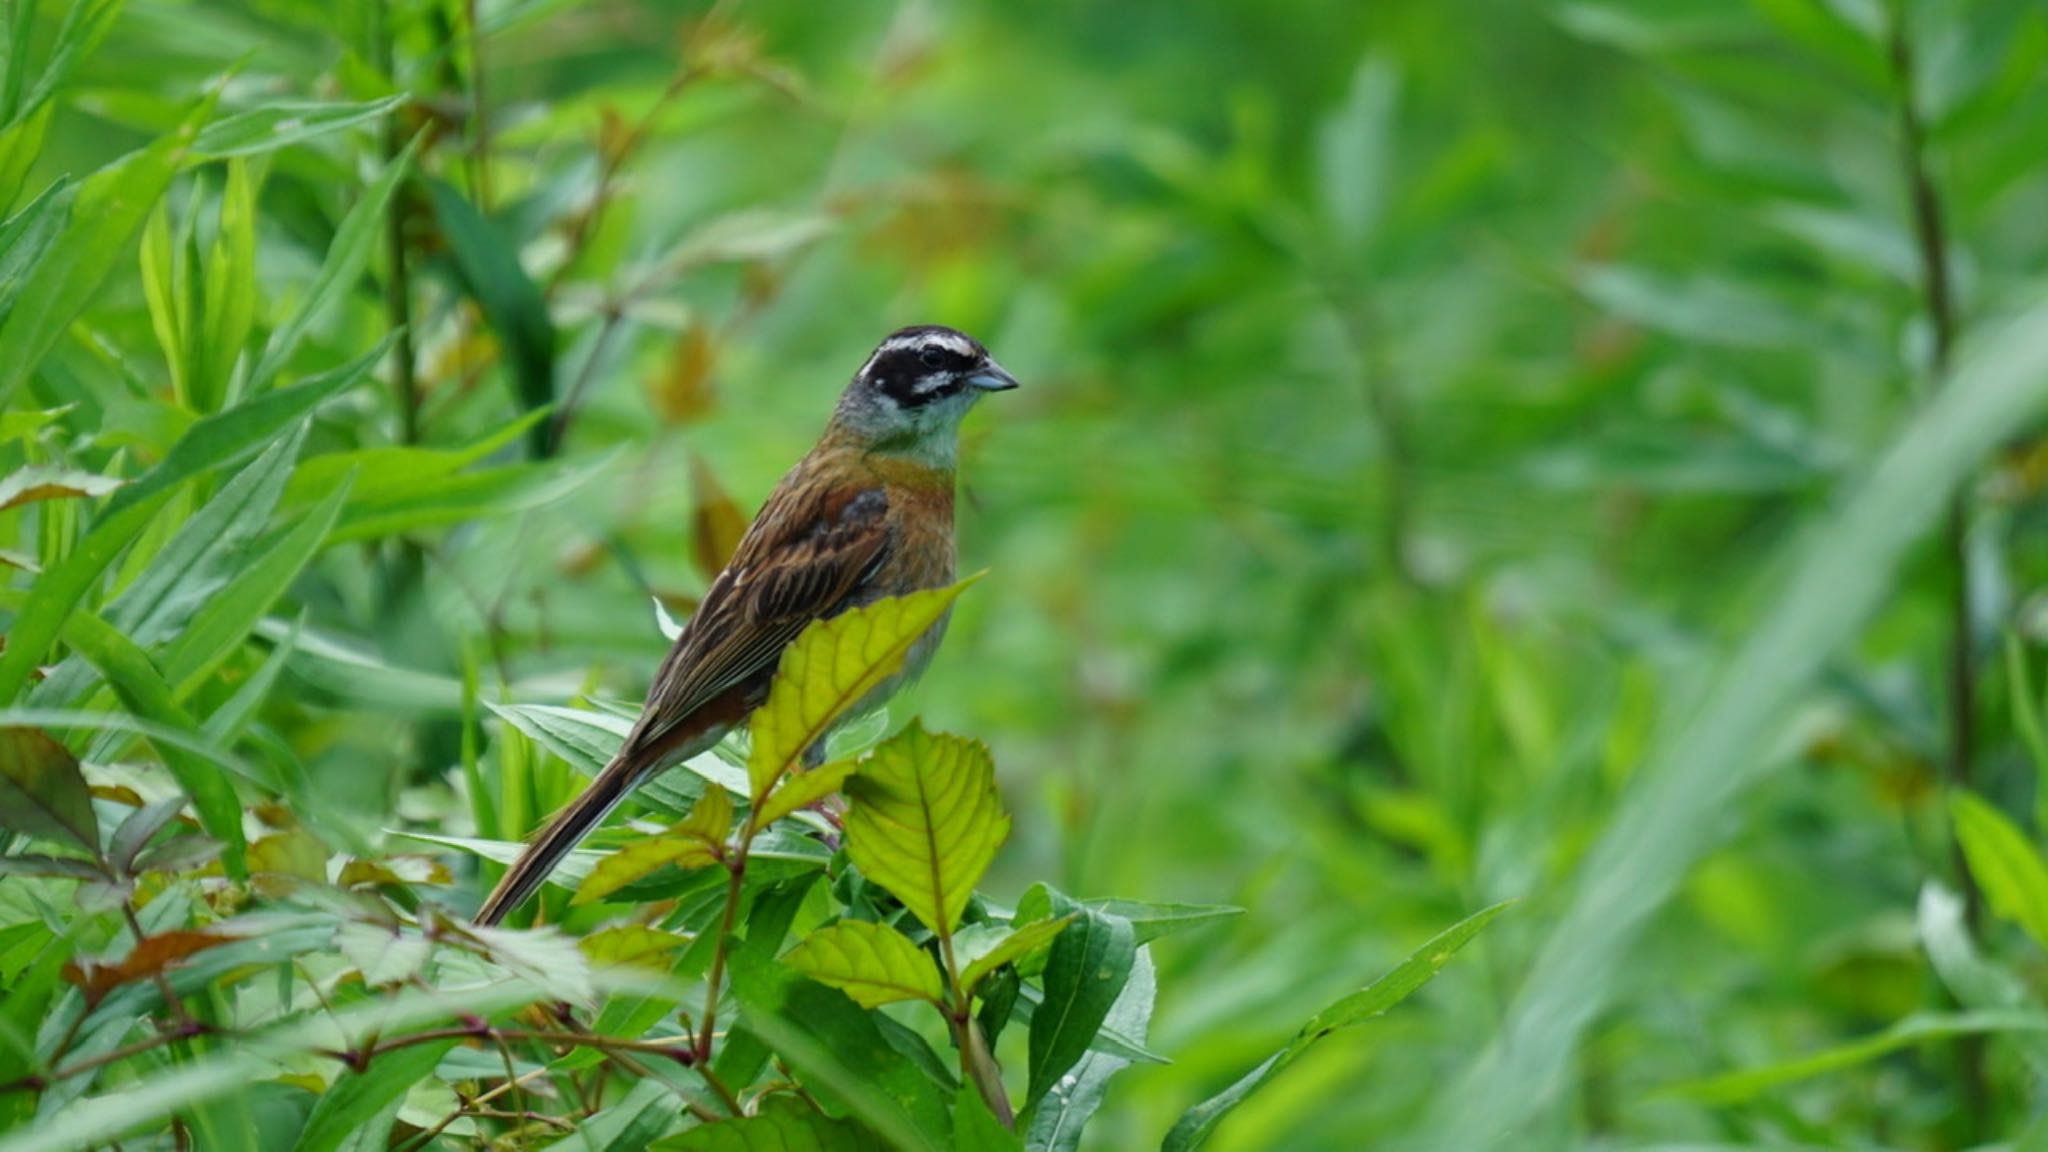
[[2, 0, 2048, 1148]]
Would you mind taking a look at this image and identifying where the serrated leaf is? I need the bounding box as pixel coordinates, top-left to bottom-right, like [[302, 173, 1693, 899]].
[[652, 1097, 887, 1151], [581, 925, 692, 970], [1166, 901, 1510, 1151], [335, 921, 431, 987], [1951, 791, 2048, 951], [747, 578, 979, 802], [961, 917, 1071, 997], [844, 722, 1008, 938], [574, 785, 731, 905], [784, 920, 945, 1008], [0, 726, 97, 853], [755, 759, 856, 828]]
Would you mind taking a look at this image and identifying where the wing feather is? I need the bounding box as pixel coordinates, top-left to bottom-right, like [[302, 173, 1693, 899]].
[[622, 475, 890, 758]]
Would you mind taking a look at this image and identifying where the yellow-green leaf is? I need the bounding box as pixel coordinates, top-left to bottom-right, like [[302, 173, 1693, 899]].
[[746, 577, 980, 802], [1952, 791, 2048, 951], [960, 916, 1073, 996], [845, 722, 1009, 937], [783, 920, 945, 1008], [756, 758, 858, 828], [574, 785, 732, 905], [580, 925, 692, 970]]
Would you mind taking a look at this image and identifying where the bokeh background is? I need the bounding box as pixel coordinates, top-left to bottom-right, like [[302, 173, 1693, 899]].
[[12, 0, 2048, 1147]]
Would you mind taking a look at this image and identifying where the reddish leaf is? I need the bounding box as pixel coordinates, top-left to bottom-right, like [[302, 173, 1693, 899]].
[[649, 321, 717, 425], [64, 930, 232, 1003], [0, 726, 99, 855]]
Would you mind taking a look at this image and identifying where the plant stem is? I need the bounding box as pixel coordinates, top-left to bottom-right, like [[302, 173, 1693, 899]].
[[1888, 15, 1986, 1141], [372, 0, 421, 448], [695, 828, 752, 1068]]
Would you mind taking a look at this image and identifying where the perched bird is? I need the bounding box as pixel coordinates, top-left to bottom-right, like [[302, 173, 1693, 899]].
[[474, 325, 1018, 925]]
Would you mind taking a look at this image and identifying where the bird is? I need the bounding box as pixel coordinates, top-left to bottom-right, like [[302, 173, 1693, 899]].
[[474, 324, 1018, 926]]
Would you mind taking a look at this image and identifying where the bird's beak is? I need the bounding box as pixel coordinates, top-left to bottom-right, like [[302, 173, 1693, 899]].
[[966, 360, 1020, 392]]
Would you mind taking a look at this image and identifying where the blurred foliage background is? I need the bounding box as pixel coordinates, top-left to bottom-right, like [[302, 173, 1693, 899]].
[[7, 0, 2048, 1147]]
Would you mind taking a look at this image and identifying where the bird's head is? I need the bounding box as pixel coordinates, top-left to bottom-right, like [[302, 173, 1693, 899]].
[[831, 325, 1018, 463]]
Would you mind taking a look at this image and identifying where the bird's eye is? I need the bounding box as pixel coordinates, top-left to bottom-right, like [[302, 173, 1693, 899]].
[[918, 347, 947, 369]]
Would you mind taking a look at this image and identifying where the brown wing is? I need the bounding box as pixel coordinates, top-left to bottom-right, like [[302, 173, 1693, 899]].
[[622, 474, 890, 760]]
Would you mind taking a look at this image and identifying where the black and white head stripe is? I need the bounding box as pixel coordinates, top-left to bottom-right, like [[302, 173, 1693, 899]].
[[857, 325, 989, 407]]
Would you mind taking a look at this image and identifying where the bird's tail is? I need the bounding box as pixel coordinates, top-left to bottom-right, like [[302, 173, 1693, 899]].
[[473, 749, 644, 926]]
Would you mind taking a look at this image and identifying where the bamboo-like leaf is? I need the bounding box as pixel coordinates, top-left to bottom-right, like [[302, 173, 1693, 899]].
[[0, 339, 386, 704], [191, 96, 408, 160], [746, 578, 978, 802], [1169, 902, 1510, 1151], [573, 784, 731, 905], [0, 726, 97, 853], [0, 89, 212, 408], [196, 157, 254, 411], [1661, 1009, 2048, 1105], [0, 466, 122, 512], [1952, 791, 2048, 952], [754, 758, 856, 828], [844, 722, 1008, 937], [960, 917, 1072, 997], [0, 177, 75, 323], [783, 920, 945, 1008], [424, 178, 555, 452]]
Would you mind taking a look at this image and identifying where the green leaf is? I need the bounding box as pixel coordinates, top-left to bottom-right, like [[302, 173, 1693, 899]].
[[34, 424, 307, 712], [574, 784, 731, 904], [729, 962, 951, 1152], [1316, 54, 1398, 248], [960, 917, 1071, 997], [755, 758, 857, 828], [195, 157, 255, 411], [1918, 884, 2048, 1079], [844, 722, 1007, 938], [1026, 949, 1156, 1152], [652, 1097, 888, 1151], [192, 96, 408, 160], [1660, 1010, 2048, 1105], [954, 1082, 1024, 1152], [0, 338, 387, 704], [424, 178, 555, 452], [43, 612, 245, 873], [1024, 890, 1134, 1110], [159, 473, 354, 698], [0, 727, 96, 853], [390, 829, 603, 889], [0, 90, 211, 408], [486, 701, 632, 775], [323, 452, 612, 545], [0, 177, 73, 323], [1951, 791, 2048, 952], [246, 137, 416, 392], [291, 1039, 454, 1152], [747, 578, 979, 802], [1185, 901, 1509, 1151], [1080, 900, 1242, 946], [1428, 298, 2048, 1149], [784, 920, 945, 1008]]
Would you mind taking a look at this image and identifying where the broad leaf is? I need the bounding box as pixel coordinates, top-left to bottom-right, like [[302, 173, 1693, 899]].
[[0, 727, 96, 853], [747, 578, 978, 801], [1027, 948, 1157, 1152], [755, 758, 857, 828], [960, 916, 1072, 997], [574, 784, 732, 905], [1023, 889, 1134, 1109], [844, 722, 1008, 937], [1168, 901, 1510, 1151], [783, 920, 945, 1008]]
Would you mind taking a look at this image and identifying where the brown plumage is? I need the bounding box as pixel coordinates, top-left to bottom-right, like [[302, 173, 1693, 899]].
[[474, 325, 1016, 926]]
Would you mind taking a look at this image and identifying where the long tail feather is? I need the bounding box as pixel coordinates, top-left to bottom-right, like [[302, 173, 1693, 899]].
[[474, 750, 642, 926]]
